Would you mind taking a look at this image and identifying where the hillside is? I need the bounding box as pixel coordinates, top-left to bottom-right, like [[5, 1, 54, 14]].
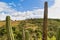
[[0, 19, 60, 40], [0, 19, 60, 27]]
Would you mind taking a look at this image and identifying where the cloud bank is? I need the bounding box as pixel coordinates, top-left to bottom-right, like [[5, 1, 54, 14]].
[[0, 2, 44, 20], [0, 0, 60, 20], [48, 0, 60, 19]]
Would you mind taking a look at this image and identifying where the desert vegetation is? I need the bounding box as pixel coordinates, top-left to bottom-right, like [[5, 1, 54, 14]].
[[0, 2, 60, 40], [0, 18, 60, 40]]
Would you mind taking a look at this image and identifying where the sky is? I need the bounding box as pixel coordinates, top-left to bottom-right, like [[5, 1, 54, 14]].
[[0, 0, 59, 20]]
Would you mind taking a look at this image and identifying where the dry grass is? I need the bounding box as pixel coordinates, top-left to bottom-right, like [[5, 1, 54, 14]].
[[0, 21, 20, 27]]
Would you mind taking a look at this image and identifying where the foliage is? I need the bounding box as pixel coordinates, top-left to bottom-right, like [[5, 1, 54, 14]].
[[0, 19, 60, 40]]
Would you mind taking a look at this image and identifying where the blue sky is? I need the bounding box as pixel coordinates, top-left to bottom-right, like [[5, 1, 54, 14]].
[[0, 0, 60, 20], [0, 0, 55, 11]]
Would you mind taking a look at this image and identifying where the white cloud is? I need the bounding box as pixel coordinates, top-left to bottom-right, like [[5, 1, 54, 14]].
[[48, 0, 60, 19], [26, 0, 60, 19], [0, 0, 60, 20], [0, 2, 44, 20]]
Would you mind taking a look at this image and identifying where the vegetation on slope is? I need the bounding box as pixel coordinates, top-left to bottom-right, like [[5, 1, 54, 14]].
[[0, 19, 60, 40]]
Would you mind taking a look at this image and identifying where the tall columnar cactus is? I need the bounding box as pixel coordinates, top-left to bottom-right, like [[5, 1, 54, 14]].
[[42, 1, 48, 40], [25, 30, 30, 40], [6, 16, 15, 40], [56, 28, 60, 40], [22, 26, 25, 40], [21, 21, 26, 40]]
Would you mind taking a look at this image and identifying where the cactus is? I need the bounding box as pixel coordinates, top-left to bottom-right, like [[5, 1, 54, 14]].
[[22, 26, 25, 40], [42, 1, 48, 40], [20, 21, 26, 40], [25, 30, 30, 40], [6, 16, 14, 40], [56, 28, 60, 40]]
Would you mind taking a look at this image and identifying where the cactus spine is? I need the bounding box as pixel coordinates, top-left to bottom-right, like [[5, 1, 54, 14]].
[[6, 16, 14, 40], [42, 2, 48, 40], [56, 28, 60, 40]]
